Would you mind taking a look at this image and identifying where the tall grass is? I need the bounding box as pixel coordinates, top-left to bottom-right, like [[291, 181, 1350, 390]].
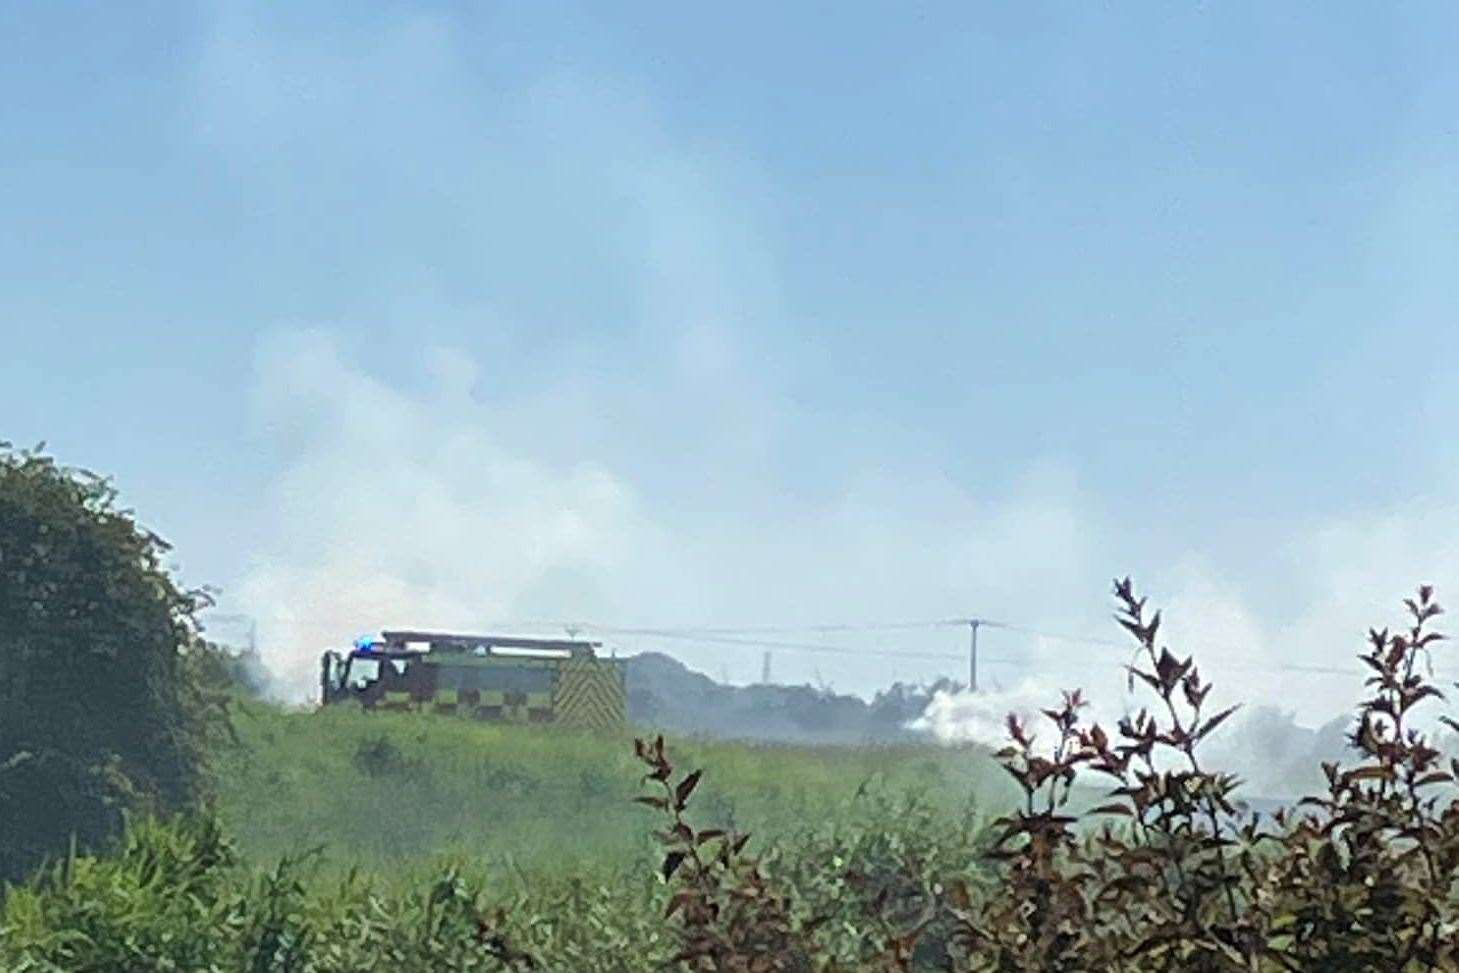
[[212, 700, 1007, 880], [1, 702, 1002, 970]]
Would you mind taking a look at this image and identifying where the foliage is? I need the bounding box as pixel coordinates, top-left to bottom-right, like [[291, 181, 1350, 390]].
[[634, 733, 821, 971], [939, 580, 1459, 971], [8, 578, 1459, 970], [210, 700, 1000, 880], [0, 443, 228, 881], [636, 580, 1459, 971], [0, 753, 989, 972]]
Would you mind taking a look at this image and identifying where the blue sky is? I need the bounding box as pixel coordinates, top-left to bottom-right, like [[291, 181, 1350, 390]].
[[4, 2, 1458, 714]]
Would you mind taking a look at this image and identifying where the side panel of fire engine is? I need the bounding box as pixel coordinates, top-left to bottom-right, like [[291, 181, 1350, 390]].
[[323, 649, 626, 730], [424, 654, 626, 730], [551, 653, 627, 729]]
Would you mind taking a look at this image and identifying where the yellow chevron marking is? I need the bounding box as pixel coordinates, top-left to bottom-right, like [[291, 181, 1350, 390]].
[[553, 656, 626, 729]]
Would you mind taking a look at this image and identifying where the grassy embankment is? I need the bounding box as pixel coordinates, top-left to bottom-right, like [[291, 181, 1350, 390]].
[[1, 701, 1019, 970], [214, 698, 1013, 881]]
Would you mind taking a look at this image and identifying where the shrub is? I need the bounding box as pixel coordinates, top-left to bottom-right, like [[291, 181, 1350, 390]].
[[941, 580, 1459, 971], [638, 580, 1459, 971], [0, 443, 229, 880]]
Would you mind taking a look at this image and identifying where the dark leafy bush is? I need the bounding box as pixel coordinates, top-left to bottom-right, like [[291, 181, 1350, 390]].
[[939, 580, 1459, 971], [0, 443, 230, 880]]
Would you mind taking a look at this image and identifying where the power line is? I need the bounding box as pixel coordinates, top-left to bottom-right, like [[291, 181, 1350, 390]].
[[636, 619, 970, 636], [566, 615, 1130, 648], [231, 605, 1448, 685], [582, 625, 966, 662], [656, 618, 1118, 647], [597, 625, 1449, 683], [569, 615, 1135, 692], [979, 619, 1126, 649], [214, 608, 1132, 655], [537, 618, 966, 638], [976, 654, 1417, 680]]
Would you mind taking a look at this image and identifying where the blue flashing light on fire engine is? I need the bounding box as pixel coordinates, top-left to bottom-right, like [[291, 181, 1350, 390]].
[[354, 635, 379, 653]]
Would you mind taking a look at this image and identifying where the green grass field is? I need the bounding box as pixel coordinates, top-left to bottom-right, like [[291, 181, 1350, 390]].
[[213, 699, 1012, 880], [9, 698, 1302, 971], [5, 704, 1014, 973], [2, 700, 1026, 971]]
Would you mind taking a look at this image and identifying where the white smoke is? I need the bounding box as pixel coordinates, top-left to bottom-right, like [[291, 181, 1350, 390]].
[[234, 327, 1459, 750], [909, 679, 1089, 751], [187, 0, 1459, 733], [235, 331, 651, 697], [231, 328, 1115, 703]]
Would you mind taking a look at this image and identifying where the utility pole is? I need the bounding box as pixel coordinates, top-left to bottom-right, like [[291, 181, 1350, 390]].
[[968, 619, 981, 693], [761, 650, 771, 684]]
